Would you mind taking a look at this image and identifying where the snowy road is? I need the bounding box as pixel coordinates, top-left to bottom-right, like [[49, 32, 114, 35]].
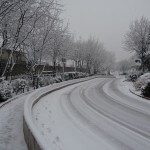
[[33, 78, 150, 150], [0, 95, 28, 150]]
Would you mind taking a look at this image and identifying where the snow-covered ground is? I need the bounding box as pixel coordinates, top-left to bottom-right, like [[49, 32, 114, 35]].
[[32, 78, 150, 150], [118, 77, 147, 97], [33, 79, 112, 150], [103, 78, 150, 114], [0, 77, 149, 150], [0, 95, 28, 150]]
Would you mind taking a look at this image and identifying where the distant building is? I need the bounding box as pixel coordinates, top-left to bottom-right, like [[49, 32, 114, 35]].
[[0, 49, 26, 64], [0, 49, 27, 76]]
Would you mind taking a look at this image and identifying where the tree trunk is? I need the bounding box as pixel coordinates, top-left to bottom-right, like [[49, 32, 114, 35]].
[[141, 52, 145, 73], [53, 60, 56, 76]]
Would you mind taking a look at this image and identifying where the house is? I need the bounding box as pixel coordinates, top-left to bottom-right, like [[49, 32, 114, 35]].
[[0, 49, 26, 64], [0, 49, 27, 76]]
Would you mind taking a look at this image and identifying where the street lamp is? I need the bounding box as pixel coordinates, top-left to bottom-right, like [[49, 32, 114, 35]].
[[61, 57, 66, 80], [74, 49, 79, 73]]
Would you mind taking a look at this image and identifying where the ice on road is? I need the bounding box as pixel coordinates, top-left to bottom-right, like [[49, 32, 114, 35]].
[[33, 78, 150, 150]]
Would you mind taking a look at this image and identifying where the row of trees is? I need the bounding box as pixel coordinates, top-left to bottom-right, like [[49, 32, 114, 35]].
[[124, 17, 150, 72], [71, 38, 115, 74], [0, 0, 67, 76], [0, 0, 115, 79]]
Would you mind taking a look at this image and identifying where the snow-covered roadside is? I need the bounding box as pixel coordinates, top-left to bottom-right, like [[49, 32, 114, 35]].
[[121, 78, 140, 94], [112, 76, 141, 96], [119, 78, 150, 100], [0, 95, 28, 150], [32, 79, 113, 150], [32, 77, 150, 150], [0, 90, 33, 108], [109, 77, 150, 106], [103, 78, 150, 116]]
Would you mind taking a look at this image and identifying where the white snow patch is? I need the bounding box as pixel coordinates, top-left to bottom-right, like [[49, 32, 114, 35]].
[[32, 80, 112, 150], [0, 96, 28, 150]]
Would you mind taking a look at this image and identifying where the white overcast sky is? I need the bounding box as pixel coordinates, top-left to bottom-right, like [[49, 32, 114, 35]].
[[61, 0, 150, 61]]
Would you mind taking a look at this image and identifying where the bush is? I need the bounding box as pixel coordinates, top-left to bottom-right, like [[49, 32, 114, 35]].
[[0, 93, 5, 102], [134, 72, 150, 91], [134, 79, 145, 90], [11, 79, 29, 94], [142, 82, 150, 98], [0, 80, 12, 100], [39, 76, 56, 87], [54, 76, 62, 83]]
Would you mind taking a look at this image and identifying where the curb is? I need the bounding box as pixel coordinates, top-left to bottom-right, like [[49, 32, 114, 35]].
[[0, 91, 33, 109], [129, 89, 150, 101]]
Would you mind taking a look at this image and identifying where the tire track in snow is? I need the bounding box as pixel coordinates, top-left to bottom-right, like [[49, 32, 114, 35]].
[[33, 78, 150, 150], [63, 78, 150, 149], [61, 79, 133, 149]]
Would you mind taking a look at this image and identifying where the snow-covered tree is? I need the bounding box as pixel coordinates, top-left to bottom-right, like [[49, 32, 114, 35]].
[[118, 59, 131, 74], [124, 17, 150, 72], [0, 0, 63, 79]]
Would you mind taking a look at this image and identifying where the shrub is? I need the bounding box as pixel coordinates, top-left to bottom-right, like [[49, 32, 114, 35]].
[[134, 73, 150, 91], [11, 79, 29, 94], [54, 76, 62, 83], [142, 82, 150, 98], [39, 76, 56, 87], [0, 93, 5, 102], [134, 79, 145, 90], [0, 80, 12, 100]]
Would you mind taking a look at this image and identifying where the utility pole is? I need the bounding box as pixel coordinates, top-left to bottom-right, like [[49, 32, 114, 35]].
[[62, 58, 66, 81]]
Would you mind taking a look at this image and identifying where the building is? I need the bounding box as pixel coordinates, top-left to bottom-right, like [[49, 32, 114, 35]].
[[0, 49, 27, 76], [0, 49, 26, 64]]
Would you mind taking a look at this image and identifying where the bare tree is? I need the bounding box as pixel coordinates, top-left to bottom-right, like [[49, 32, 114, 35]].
[[0, 0, 63, 80], [93, 44, 106, 74], [124, 17, 150, 72], [68, 37, 116, 75], [0, 0, 41, 77], [24, 0, 63, 87], [118, 59, 131, 75], [47, 23, 68, 75]]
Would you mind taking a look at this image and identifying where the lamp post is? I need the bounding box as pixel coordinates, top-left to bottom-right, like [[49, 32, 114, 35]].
[[74, 49, 79, 73], [62, 57, 66, 80], [145, 33, 150, 71]]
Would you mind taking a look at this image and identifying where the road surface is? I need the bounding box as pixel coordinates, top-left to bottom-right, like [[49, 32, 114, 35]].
[[33, 78, 150, 150]]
